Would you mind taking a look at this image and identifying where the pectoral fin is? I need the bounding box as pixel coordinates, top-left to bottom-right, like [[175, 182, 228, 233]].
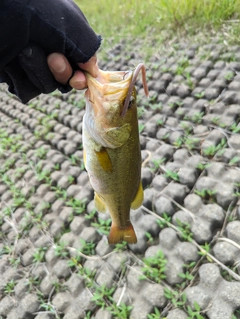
[[94, 192, 106, 213], [95, 147, 113, 172], [131, 183, 144, 210]]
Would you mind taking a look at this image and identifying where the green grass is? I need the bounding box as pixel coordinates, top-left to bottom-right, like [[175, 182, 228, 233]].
[[75, 0, 240, 45]]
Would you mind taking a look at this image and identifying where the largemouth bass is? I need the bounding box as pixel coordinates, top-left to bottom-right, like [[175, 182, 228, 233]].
[[83, 64, 148, 244]]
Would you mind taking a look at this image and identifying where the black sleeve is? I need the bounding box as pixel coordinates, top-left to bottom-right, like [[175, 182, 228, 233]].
[[0, 0, 101, 103]]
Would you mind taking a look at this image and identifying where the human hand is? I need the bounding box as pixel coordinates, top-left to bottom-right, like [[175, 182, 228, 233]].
[[0, 0, 101, 103], [47, 53, 99, 90]]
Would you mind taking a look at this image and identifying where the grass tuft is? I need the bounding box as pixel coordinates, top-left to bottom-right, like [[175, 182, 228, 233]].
[[75, 0, 240, 45]]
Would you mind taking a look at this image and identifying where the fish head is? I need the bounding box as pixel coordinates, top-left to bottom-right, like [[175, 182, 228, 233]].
[[84, 69, 138, 148]]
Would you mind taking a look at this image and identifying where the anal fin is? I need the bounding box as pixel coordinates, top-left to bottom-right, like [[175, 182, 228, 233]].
[[131, 182, 144, 210], [108, 223, 137, 244]]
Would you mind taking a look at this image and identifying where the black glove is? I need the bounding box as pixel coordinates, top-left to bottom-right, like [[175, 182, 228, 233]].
[[0, 0, 101, 103], [1, 44, 68, 102]]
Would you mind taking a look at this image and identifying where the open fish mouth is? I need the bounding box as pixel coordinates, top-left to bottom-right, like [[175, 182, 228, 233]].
[[84, 64, 148, 117], [85, 70, 132, 101]]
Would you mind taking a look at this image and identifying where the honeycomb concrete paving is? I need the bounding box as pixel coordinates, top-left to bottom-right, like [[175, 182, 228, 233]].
[[1, 39, 240, 319]]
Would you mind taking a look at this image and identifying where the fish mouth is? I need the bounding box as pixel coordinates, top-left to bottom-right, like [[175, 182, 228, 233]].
[[84, 64, 148, 117], [85, 70, 133, 114]]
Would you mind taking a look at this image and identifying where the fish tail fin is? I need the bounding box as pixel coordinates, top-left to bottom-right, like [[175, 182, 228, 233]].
[[108, 223, 137, 245]]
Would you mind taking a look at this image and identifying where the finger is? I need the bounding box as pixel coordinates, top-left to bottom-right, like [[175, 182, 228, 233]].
[[78, 54, 99, 78], [69, 70, 87, 90], [47, 53, 72, 85]]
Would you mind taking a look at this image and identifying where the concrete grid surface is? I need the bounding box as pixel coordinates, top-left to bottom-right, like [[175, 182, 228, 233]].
[[1, 40, 240, 319]]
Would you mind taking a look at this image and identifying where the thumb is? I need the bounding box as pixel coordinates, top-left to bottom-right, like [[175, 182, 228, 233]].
[[78, 55, 99, 78]]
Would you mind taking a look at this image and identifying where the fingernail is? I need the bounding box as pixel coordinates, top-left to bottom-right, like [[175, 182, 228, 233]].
[[49, 55, 67, 73], [70, 80, 86, 90]]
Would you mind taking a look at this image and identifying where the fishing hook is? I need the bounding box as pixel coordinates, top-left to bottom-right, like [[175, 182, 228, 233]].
[[121, 63, 149, 117], [123, 71, 130, 80]]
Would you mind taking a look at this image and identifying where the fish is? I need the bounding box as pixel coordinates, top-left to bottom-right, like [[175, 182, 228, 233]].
[[83, 64, 148, 244]]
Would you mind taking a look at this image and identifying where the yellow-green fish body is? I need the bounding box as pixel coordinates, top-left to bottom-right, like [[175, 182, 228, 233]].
[[83, 67, 147, 244]]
